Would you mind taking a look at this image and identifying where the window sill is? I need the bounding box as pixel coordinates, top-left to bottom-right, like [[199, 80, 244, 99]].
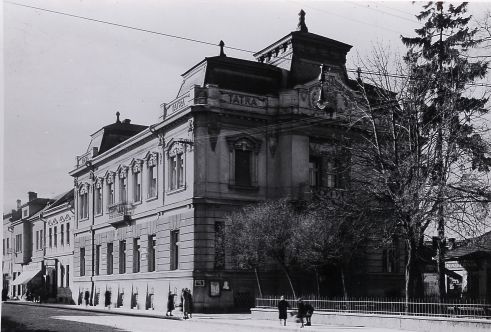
[[228, 184, 259, 191], [145, 195, 158, 202], [95, 212, 103, 217], [133, 200, 142, 206], [167, 186, 186, 195]]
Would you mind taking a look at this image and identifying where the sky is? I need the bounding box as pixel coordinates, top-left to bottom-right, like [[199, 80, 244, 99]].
[[3, 0, 491, 212]]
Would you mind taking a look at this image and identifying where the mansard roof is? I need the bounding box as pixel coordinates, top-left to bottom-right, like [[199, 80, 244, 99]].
[[177, 55, 284, 97]]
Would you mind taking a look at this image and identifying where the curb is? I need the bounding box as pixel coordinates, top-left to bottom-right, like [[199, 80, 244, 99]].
[[4, 301, 181, 320]]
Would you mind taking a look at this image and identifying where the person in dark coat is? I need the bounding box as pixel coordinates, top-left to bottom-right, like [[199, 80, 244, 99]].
[[166, 292, 175, 316], [84, 290, 90, 306], [104, 290, 112, 309], [277, 295, 290, 326], [296, 298, 307, 328], [305, 302, 314, 326], [187, 289, 193, 318]]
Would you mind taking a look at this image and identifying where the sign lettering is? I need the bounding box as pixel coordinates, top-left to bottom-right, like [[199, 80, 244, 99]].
[[221, 92, 266, 108]]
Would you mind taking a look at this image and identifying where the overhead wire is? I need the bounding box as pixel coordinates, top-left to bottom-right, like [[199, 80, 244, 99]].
[[6, 1, 491, 89]]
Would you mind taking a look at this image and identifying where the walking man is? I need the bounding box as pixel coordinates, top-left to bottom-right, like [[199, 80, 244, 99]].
[[277, 295, 290, 326], [297, 298, 307, 328]]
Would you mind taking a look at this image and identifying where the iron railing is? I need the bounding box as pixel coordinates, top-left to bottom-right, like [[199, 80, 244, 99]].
[[108, 202, 134, 220], [256, 296, 491, 319]]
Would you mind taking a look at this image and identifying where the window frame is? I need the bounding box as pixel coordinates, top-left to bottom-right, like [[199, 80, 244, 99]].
[[170, 230, 180, 271], [78, 184, 89, 220], [226, 135, 261, 189], [131, 160, 143, 204], [146, 153, 158, 199], [95, 178, 103, 216]]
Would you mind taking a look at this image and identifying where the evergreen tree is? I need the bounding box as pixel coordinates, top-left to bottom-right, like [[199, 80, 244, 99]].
[[402, 1, 490, 300]]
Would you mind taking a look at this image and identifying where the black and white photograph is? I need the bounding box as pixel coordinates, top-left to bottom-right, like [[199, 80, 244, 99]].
[[3, 1, 491, 331]]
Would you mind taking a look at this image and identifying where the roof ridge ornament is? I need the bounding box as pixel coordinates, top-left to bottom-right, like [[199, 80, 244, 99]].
[[219, 40, 226, 57], [116, 111, 121, 123], [297, 9, 308, 33]]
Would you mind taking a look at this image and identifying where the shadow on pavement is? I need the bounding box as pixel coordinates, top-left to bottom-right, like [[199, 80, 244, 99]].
[[2, 316, 52, 332]]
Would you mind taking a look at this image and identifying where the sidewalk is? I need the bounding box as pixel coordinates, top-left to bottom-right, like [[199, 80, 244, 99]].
[[4, 301, 412, 332]]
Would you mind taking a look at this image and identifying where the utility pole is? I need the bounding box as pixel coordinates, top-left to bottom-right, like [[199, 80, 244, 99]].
[[86, 161, 96, 306]]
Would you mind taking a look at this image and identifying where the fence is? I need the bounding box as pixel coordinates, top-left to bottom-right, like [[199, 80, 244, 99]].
[[256, 296, 491, 319]]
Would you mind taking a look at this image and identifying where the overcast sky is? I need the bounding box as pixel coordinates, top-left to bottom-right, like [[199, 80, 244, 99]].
[[3, 0, 491, 211]]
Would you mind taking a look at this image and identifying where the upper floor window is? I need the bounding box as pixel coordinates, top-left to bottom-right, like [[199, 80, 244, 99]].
[[49, 228, 52, 248], [35, 231, 39, 250], [79, 184, 89, 220], [61, 224, 64, 246], [66, 223, 70, 245], [54, 226, 58, 248], [118, 167, 128, 203], [95, 178, 103, 215], [167, 143, 186, 191], [106, 172, 115, 207], [132, 160, 142, 203], [309, 157, 321, 188], [147, 153, 158, 198], [107, 242, 113, 275], [226, 136, 261, 188]]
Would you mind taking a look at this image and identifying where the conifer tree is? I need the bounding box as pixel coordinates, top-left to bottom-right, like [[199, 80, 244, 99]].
[[401, 1, 490, 300]]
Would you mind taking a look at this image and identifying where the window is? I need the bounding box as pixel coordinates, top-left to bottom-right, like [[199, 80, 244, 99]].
[[119, 172, 128, 203], [309, 157, 321, 188], [119, 240, 126, 274], [23, 210, 28, 217], [133, 238, 140, 273], [80, 248, 86, 276], [54, 226, 58, 248], [61, 224, 64, 246], [66, 224, 70, 245], [15, 234, 22, 252], [235, 150, 252, 186], [383, 238, 399, 273], [49, 228, 52, 248], [3, 239, 4, 254], [169, 151, 185, 191], [170, 230, 179, 270], [148, 235, 156, 272], [147, 154, 158, 198], [107, 176, 115, 207], [227, 136, 260, 188], [95, 245, 101, 276], [35, 231, 39, 250], [107, 243, 113, 275], [39, 230, 43, 248], [6, 238, 9, 250], [132, 161, 142, 203], [215, 222, 225, 270], [79, 185, 89, 219], [95, 181, 103, 215], [60, 265, 65, 287], [66, 265, 70, 287]]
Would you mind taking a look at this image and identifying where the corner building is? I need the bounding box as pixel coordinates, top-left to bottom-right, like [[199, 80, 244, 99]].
[[70, 12, 405, 312]]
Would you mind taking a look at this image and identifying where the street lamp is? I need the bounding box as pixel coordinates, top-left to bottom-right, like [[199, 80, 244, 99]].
[[85, 161, 96, 306]]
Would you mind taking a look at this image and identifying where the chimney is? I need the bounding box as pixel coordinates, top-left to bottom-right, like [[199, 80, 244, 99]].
[[16, 200, 21, 209], [123, 119, 131, 124], [28, 191, 37, 201]]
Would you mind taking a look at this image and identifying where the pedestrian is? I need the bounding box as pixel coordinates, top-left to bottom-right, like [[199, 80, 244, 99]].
[[180, 288, 189, 319], [296, 298, 307, 328], [104, 290, 111, 309], [84, 290, 90, 306], [187, 288, 193, 319], [166, 292, 175, 316], [277, 295, 290, 326], [305, 302, 314, 326]]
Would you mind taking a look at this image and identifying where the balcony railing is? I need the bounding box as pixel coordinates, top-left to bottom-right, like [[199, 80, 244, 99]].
[[108, 202, 134, 225]]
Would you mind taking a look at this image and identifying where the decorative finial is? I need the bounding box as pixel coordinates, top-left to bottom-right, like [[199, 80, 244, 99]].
[[219, 40, 226, 57], [116, 111, 121, 123], [297, 9, 308, 32]]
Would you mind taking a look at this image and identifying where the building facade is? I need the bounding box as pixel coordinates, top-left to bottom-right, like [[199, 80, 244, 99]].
[[69, 11, 406, 312]]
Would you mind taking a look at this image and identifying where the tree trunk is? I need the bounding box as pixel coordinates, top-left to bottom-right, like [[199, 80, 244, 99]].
[[314, 267, 321, 297], [405, 239, 413, 314], [254, 267, 263, 298], [281, 265, 296, 299], [340, 267, 348, 300]]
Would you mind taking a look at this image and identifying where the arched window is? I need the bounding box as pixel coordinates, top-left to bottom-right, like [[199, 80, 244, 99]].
[[131, 159, 143, 203], [78, 183, 89, 220], [226, 135, 261, 188]]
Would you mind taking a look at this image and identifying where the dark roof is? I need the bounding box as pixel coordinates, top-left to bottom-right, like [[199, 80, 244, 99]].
[[47, 189, 74, 210], [178, 56, 284, 97], [446, 231, 491, 260], [98, 120, 148, 154]]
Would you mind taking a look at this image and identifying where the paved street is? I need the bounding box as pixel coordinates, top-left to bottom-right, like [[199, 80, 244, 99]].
[[1, 303, 416, 332]]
